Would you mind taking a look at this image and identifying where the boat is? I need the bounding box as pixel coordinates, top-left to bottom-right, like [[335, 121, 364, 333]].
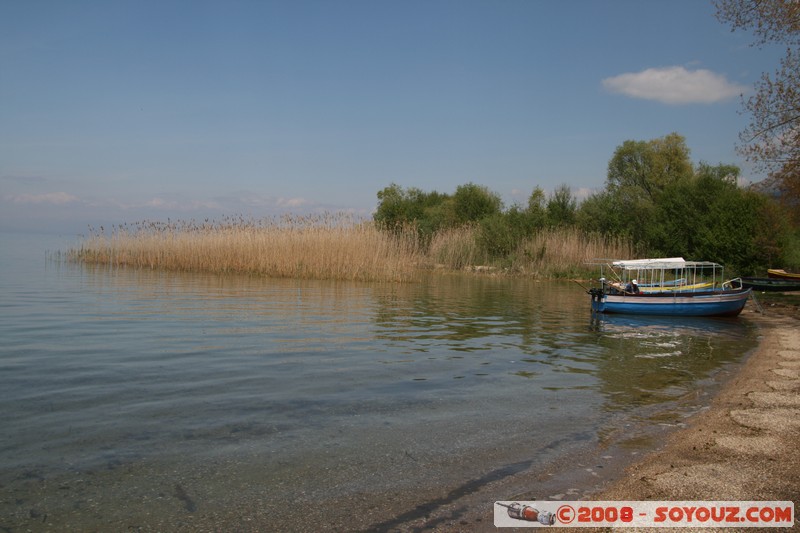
[[742, 277, 800, 292], [587, 257, 751, 317], [767, 269, 800, 281]]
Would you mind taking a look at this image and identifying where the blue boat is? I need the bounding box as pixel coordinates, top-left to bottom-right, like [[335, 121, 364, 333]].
[[587, 258, 751, 317]]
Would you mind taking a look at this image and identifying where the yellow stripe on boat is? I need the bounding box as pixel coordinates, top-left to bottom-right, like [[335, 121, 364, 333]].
[[638, 282, 713, 293]]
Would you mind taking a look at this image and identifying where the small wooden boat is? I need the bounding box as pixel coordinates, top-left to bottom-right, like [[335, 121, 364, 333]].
[[742, 277, 800, 292], [587, 258, 751, 317], [767, 269, 800, 281]]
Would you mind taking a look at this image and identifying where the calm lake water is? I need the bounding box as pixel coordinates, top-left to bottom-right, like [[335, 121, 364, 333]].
[[0, 232, 759, 531]]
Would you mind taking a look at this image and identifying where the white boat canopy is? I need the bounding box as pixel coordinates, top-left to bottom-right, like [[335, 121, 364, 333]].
[[612, 257, 686, 269]]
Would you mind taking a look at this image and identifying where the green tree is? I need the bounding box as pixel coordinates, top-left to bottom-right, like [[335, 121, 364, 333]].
[[695, 161, 741, 183], [576, 190, 629, 239], [606, 133, 692, 202], [596, 133, 694, 244], [374, 183, 450, 240], [606, 139, 654, 201], [451, 183, 503, 224], [546, 184, 577, 227], [476, 203, 542, 259], [526, 186, 548, 228], [650, 162, 787, 273], [374, 183, 420, 229], [649, 133, 695, 187]]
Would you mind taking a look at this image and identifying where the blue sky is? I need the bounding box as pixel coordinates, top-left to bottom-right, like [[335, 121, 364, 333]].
[[0, 0, 786, 234]]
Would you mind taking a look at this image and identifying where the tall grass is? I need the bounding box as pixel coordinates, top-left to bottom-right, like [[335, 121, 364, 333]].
[[515, 227, 634, 278], [421, 225, 634, 277], [71, 215, 633, 281], [72, 214, 423, 283], [427, 225, 482, 269]]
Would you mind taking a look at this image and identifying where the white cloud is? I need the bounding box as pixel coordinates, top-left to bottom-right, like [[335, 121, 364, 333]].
[[276, 197, 309, 208], [143, 197, 223, 211], [145, 197, 170, 208], [7, 192, 79, 205], [602, 66, 747, 105], [231, 193, 311, 209]]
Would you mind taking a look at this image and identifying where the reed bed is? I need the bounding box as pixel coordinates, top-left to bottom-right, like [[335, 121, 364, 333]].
[[416, 225, 633, 277], [72, 214, 424, 283], [515, 227, 634, 277], [72, 215, 633, 282], [427, 225, 482, 270]]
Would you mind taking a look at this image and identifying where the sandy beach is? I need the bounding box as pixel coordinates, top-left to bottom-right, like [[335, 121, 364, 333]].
[[412, 306, 799, 532]]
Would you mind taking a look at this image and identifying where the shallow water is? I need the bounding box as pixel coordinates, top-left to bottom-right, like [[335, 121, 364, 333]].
[[0, 232, 758, 531]]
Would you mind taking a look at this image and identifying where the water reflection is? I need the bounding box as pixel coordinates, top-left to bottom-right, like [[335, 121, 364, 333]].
[[44, 264, 758, 421], [0, 252, 761, 531], [589, 313, 755, 411]]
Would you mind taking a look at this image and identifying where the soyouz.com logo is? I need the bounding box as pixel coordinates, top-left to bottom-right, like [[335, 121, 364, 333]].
[[494, 501, 795, 528]]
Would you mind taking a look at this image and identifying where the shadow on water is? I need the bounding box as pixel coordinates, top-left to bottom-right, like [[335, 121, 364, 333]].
[[356, 459, 533, 533]]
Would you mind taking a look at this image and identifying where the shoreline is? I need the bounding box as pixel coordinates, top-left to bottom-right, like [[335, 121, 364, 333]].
[[590, 310, 800, 523], [397, 307, 799, 532]]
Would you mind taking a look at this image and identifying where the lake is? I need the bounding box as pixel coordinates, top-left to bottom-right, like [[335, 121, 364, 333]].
[[0, 231, 759, 531]]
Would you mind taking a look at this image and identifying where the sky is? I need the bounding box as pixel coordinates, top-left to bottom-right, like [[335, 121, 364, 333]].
[[0, 0, 788, 235]]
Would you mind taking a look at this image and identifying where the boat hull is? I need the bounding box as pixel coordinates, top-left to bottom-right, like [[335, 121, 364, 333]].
[[591, 289, 751, 317], [742, 277, 800, 292]]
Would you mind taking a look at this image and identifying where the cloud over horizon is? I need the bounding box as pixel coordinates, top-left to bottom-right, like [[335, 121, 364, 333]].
[[602, 66, 747, 105], [7, 192, 79, 205]]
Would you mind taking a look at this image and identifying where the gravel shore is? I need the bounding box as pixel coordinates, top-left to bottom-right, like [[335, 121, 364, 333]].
[[596, 312, 800, 503], [589, 311, 800, 532]]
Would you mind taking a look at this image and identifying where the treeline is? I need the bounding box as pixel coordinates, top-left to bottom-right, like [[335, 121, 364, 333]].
[[374, 133, 800, 275]]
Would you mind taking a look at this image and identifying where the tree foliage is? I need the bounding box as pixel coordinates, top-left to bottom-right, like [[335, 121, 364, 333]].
[[546, 184, 577, 227], [374, 182, 572, 258], [714, 0, 800, 46], [374, 183, 450, 238], [606, 133, 693, 202], [374, 133, 798, 273], [649, 165, 778, 273], [587, 133, 694, 245], [451, 183, 503, 224], [714, 0, 800, 213], [578, 132, 795, 272]]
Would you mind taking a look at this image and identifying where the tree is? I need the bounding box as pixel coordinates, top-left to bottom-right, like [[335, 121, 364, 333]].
[[648, 162, 790, 273], [649, 133, 695, 186], [695, 161, 741, 183], [606, 140, 654, 201], [451, 183, 503, 224], [374, 183, 449, 236], [374, 182, 507, 247], [526, 186, 548, 228], [714, 0, 800, 48], [715, 0, 800, 208], [595, 133, 694, 245], [576, 190, 629, 238], [606, 133, 693, 202], [546, 184, 577, 227], [374, 183, 423, 229]]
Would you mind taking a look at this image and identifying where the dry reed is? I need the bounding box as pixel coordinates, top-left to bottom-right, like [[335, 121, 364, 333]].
[[426, 225, 482, 270], [72, 215, 633, 281], [72, 214, 424, 283], [515, 227, 634, 277]]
